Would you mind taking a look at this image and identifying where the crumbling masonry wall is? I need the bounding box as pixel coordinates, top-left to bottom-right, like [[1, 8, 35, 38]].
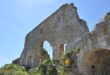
[[19, 3, 89, 68], [18, 3, 110, 75], [68, 12, 110, 74]]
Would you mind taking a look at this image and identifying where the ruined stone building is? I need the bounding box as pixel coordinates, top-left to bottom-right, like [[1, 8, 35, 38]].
[[17, 3, 110, 75]]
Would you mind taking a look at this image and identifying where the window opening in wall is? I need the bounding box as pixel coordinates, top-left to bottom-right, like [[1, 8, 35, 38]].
[[64, 44, 67, 54], [43, 41, 53, 59], [59, 43, 67, 56]]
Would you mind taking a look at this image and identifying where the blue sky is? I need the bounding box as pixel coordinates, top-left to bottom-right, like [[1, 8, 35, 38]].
[[0, 0, 110, 67]]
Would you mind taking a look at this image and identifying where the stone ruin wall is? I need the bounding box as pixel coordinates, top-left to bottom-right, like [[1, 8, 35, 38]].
[[18, 3, 110, 74], [19, 3, 89, 68], [68, 12, 110, 73]]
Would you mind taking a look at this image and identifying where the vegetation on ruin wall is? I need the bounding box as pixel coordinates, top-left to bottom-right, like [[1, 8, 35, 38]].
[[0, 48, 79, 75]]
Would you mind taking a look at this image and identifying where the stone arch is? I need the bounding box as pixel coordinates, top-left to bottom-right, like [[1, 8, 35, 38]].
[[43, 41, 53, 59], [83, 48, 110, 75], [36, 39, 53, 62]]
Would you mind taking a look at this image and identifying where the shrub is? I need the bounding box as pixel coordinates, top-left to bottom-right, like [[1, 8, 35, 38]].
[[0, 64, 28, 75]]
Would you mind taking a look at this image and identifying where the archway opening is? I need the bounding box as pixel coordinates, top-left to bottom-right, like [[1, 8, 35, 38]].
[[59, 43, 67, 58], [43, 41, 53, 59], [64, 44, 67, 54]]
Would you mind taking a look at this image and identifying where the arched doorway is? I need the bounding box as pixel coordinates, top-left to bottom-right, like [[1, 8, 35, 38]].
[[43, 41, 53, 59]]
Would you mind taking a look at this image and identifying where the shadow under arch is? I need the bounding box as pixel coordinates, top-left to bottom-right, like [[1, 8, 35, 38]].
[[83, 48, 110, 75]]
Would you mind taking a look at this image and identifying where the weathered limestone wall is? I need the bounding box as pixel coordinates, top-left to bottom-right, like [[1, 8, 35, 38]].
[[68, 13, 110, 74], [18, 3, 110, 75], [83, 48, 110, 75], [19, 3, 89, 68]]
